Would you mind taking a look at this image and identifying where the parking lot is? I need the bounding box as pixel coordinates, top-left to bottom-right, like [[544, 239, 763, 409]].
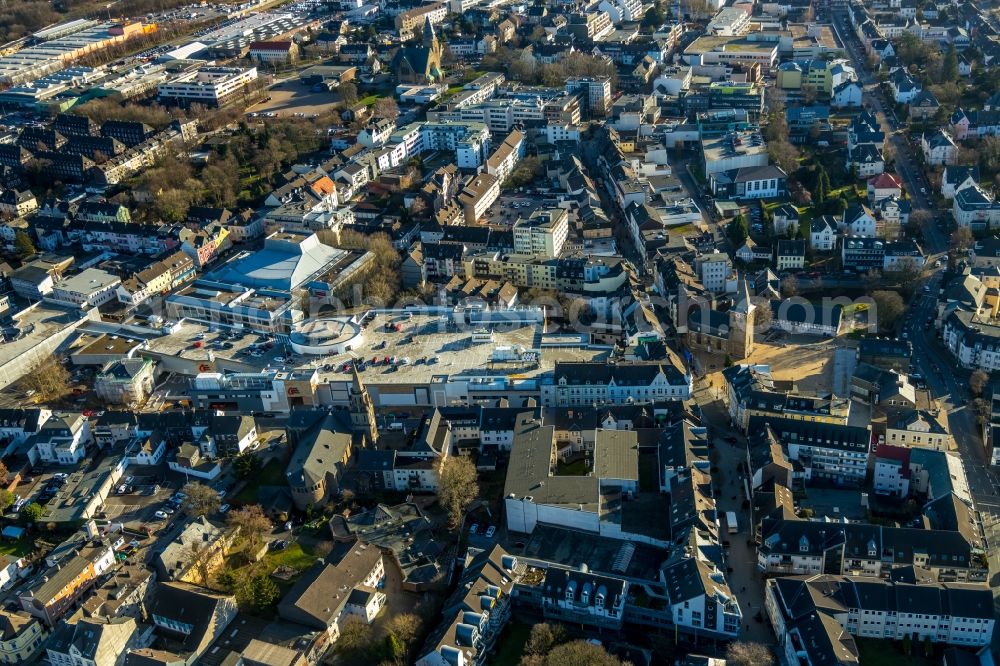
[[101, 473, 178, 528], [246, 79, 341, 118], [484, 193, 556, 228]]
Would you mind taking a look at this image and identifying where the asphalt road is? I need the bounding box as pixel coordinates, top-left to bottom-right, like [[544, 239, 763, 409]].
[[836, 10, 1000, 641]]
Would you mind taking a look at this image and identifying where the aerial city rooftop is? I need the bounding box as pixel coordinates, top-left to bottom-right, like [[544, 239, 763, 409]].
[[0, 0, 996, 664]]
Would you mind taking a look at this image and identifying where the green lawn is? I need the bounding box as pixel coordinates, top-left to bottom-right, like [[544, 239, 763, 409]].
[[492, 622, 531, 666], [357, 94, 382, 106], [264, 541, 319, 572], [0, 538, 34, 558], [856, 638, 937, 666], [233, 459, 287, 504], [556, 458, 589, 476]]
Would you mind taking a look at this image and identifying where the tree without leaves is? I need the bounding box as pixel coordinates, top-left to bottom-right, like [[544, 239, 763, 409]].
[[337, 617, 375, 660], [768, 141, 800, 175], [183, 538, 213, 586], [970, 369, 990, 397], [372, 97, 400, 121], [870, 290, 905, 333], [227, 504, 271, 556], [23, 357, 70, 402], [781, 275, 799, 298], [726, 641, 775, 666], [182, 481, 220, 517], [525, 623, 566, 656], [886, 257, 923, 297], [907, 209, 932, 237], [750, 296, 773, 332], [436, 455, 479, 527], [339, 82, 358, 105], [536, 640, 622, 666], [386, 613, 422, 660]]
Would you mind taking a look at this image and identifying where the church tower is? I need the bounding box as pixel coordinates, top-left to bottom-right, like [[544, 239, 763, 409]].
[[349, 363, 378, 446], [728, 276, 756, 361], [422, 16, 437, 48]]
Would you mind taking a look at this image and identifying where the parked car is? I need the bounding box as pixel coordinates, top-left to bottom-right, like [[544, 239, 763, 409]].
[[154, 511, 169, 520], [485, 526, 496, 538]]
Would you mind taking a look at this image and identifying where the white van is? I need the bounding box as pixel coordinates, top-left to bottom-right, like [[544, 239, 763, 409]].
[[726, 511, 738, 534], [388, 422, 404, 431]]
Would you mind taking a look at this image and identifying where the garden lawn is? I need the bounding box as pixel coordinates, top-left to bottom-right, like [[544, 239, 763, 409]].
[[233, 459, 286, 504], [491, 622, 531, 666]]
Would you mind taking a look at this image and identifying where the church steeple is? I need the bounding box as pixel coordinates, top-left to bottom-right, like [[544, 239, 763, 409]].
[[349, 361, 378, 446], [422, 16, 437, 48]]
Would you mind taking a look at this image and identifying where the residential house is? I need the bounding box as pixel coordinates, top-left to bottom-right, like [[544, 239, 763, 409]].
[[31, 412, 91, 466], [867, 173, 902, 203], [775, 239, 805, 271], [810, 216, 837, 251], [0, 610, 46, 664], [147, 582, 237, 663], [94, 358, 155, 406], [772, 204, 800, 236], [766, 575, 994, 666], [889, 69, 922, 103], [153, 517, 236, 584], [922, 129, 958, 166], [941, 165, 979, 200], [949, 108, 1000, 140], [0, 190, 37, 218], [46, 616, 150, 666], [908, 90, 941, 120], [277, 541, 385, 657]]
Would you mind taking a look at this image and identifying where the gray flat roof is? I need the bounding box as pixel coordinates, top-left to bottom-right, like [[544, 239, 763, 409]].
[[505, 424, 599, 510], [594, 429, 639, 482]]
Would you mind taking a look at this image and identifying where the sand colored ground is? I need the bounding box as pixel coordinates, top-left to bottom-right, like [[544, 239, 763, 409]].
[[697, 335, 842, 397]]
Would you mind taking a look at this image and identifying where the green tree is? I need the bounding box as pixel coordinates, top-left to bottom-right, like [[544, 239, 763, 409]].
[[727, 214, 749, 244], [641, 2, 665, 29], [13, 230, 35, 258], [941, 43, 959, 83], [0, 489, 14, 513], [19, 502, 43, 524], [233, 451, 263, 479], [816, 167, 830, 204], [236, 572, 280, 611], [384, 633, 405, 661]]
